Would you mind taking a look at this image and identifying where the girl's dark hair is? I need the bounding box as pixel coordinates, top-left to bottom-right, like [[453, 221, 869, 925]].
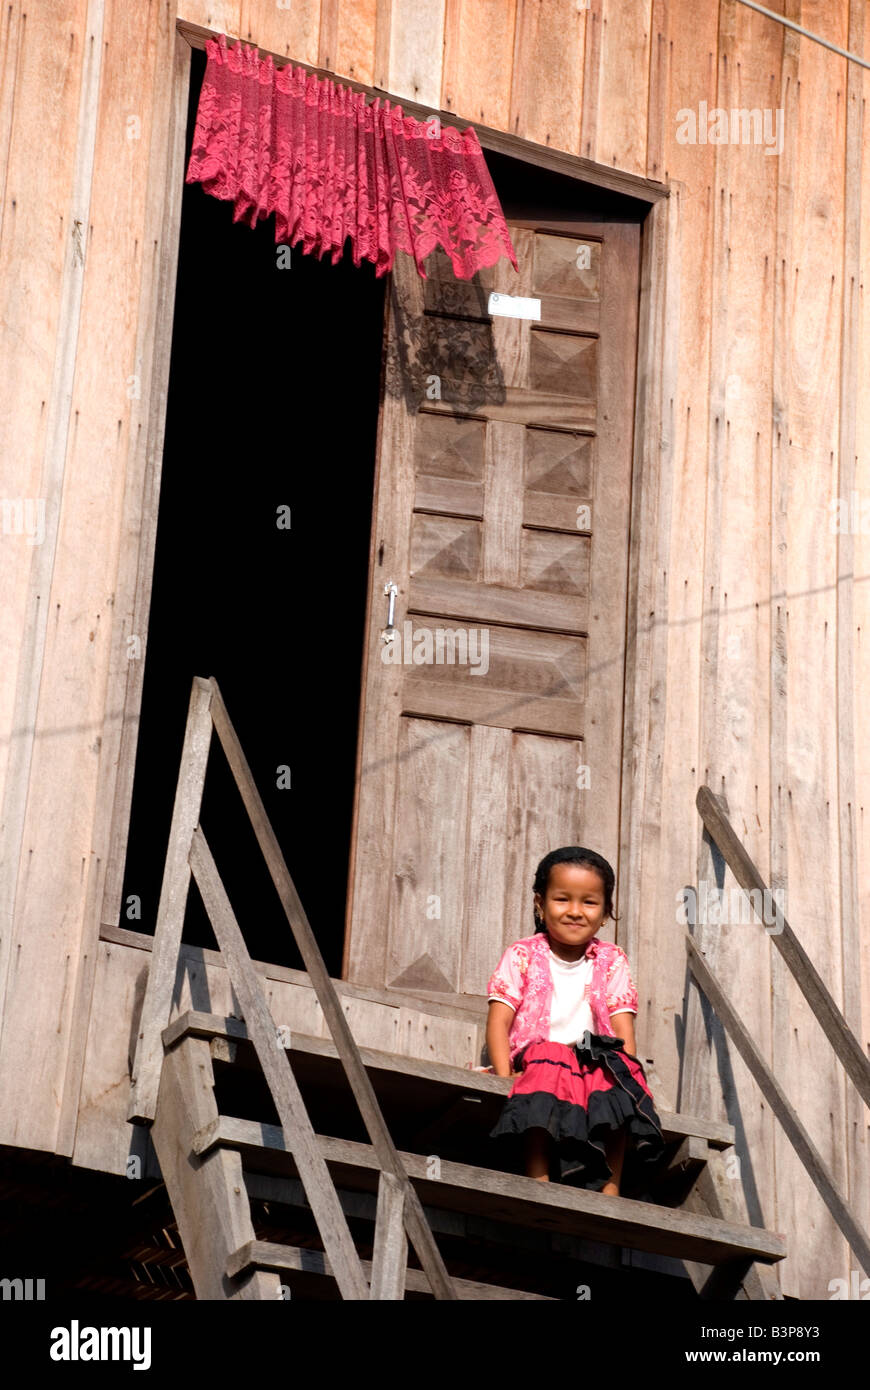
[[532, 846, 618, 931]]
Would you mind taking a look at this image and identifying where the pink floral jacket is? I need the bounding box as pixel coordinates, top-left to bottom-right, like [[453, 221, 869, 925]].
[[486, 932, 639, 1067]]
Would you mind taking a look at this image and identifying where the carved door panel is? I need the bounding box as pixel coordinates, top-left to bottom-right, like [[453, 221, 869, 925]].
[[343, 220, 639, 997]]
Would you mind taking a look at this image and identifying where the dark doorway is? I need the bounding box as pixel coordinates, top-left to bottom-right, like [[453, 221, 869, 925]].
[[119, 47, 385, 975]]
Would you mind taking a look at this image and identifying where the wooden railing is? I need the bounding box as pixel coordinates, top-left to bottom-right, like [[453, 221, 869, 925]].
[[686, 786, 870, 1277], [128, 675, 457, 1300]]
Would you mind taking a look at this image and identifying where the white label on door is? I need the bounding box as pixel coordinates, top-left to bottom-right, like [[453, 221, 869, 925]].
[[487, 292, 542, 320]]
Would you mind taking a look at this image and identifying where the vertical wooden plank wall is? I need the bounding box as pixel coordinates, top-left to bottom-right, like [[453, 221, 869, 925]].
[[698, 0, 783, 1275], [635, 0, 717, 1140], [772, 0, 849, 1297], [0, 0, 867, 1298], [641, 0, 867, 1300], [0, 0, 96, 1148], [855, 0, 870, 1268], [0, 0, 183, 1151], [839, 0, 868, 1288]]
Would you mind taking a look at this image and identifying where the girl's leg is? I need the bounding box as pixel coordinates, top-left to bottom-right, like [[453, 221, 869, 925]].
[[523, 1127, 552, 1181], [600, 1127, 627, 1196]]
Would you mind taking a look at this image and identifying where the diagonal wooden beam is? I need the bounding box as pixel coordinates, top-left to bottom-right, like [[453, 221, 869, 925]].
[[696, 785, 870, 1109], [207, 676, 457, 1300], [128, 676, 214, 1124], [686, 932, 870, 1277], [189, 827, 370, 1300]]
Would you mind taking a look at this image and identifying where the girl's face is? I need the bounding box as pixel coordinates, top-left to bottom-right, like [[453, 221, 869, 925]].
[[535, 862, 608, 958]]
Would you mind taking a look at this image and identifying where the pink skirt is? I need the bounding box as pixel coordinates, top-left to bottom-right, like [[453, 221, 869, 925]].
[[489, 1031, 666, 1189]]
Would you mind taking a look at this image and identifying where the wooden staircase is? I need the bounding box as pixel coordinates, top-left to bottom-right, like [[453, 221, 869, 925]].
[[127, 676, 789, 1300], [154, 1009, 786, 1299]]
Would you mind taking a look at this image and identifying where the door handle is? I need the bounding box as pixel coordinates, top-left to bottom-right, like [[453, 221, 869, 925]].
[[382, 581, 398, 643]]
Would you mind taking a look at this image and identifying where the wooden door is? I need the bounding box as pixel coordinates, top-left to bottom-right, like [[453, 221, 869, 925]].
[[343, 219, 640, 997]]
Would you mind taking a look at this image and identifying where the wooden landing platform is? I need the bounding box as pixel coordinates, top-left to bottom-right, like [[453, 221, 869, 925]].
[[158, 1010, 785, 1298]]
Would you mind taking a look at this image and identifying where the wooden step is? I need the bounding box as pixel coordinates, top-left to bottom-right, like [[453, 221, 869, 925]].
[[163, 1009, 736, 1150], [242, 1168, 692, 1286], [191, 1113, 786, 1270], [226, 1239, 555, 1300]]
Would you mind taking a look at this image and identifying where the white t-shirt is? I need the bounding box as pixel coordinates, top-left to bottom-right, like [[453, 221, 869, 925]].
[[486, 945, 639, 1043], [547, 949, 595, 1044]]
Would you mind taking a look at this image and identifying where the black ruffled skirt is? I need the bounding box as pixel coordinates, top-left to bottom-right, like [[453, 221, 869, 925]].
[[489, 1032, 666, 1189]]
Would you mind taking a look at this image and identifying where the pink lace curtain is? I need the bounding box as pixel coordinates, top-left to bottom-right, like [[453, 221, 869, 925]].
[[186, 32, 519, 281]]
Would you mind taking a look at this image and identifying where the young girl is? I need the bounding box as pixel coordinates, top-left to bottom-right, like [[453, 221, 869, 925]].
[[486, 846, 665, 1195]]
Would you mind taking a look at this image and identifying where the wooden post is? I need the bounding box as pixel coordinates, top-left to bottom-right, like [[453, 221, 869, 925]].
[[128, 676, 214, 1124], [151, 1035, 281, 1301], [189, 827, 371, 1301], [370, 1171, 408, 1300]]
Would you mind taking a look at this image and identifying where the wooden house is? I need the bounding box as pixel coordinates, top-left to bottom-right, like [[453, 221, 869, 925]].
[[0, 0, 868, 1305]]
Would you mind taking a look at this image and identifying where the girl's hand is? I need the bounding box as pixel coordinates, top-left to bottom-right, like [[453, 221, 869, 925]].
[[486, 1000, 516, 1079]]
